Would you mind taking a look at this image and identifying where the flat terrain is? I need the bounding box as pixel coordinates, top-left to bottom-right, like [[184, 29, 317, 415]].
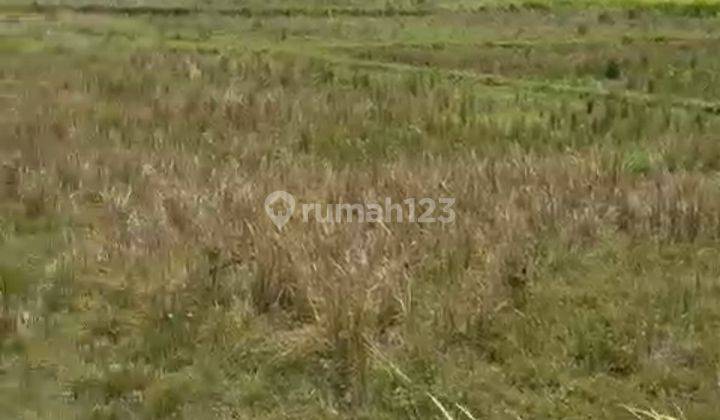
[[2, 1, 720, 418]]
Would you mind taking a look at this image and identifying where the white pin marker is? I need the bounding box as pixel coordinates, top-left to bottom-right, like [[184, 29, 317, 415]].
[[264, 191, 295, 231]]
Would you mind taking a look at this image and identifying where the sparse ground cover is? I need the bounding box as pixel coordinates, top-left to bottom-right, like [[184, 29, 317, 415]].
[[2, 1, 720, 419]]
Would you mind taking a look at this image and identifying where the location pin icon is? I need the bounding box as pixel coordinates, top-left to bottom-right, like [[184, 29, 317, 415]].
[[264, 191, 295, 231]]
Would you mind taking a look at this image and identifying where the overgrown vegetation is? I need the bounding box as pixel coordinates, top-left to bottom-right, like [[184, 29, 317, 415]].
[[1, 1, 720, 419]]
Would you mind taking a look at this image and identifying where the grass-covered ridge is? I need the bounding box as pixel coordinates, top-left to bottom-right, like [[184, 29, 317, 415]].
[[2, 0, 720, 16]]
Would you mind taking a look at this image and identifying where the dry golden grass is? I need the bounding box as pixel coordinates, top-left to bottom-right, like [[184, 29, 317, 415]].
[[2, 4, 720, 419]]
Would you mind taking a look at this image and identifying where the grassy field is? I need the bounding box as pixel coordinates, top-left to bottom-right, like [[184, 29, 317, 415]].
[[2, 0, 720, 418]]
